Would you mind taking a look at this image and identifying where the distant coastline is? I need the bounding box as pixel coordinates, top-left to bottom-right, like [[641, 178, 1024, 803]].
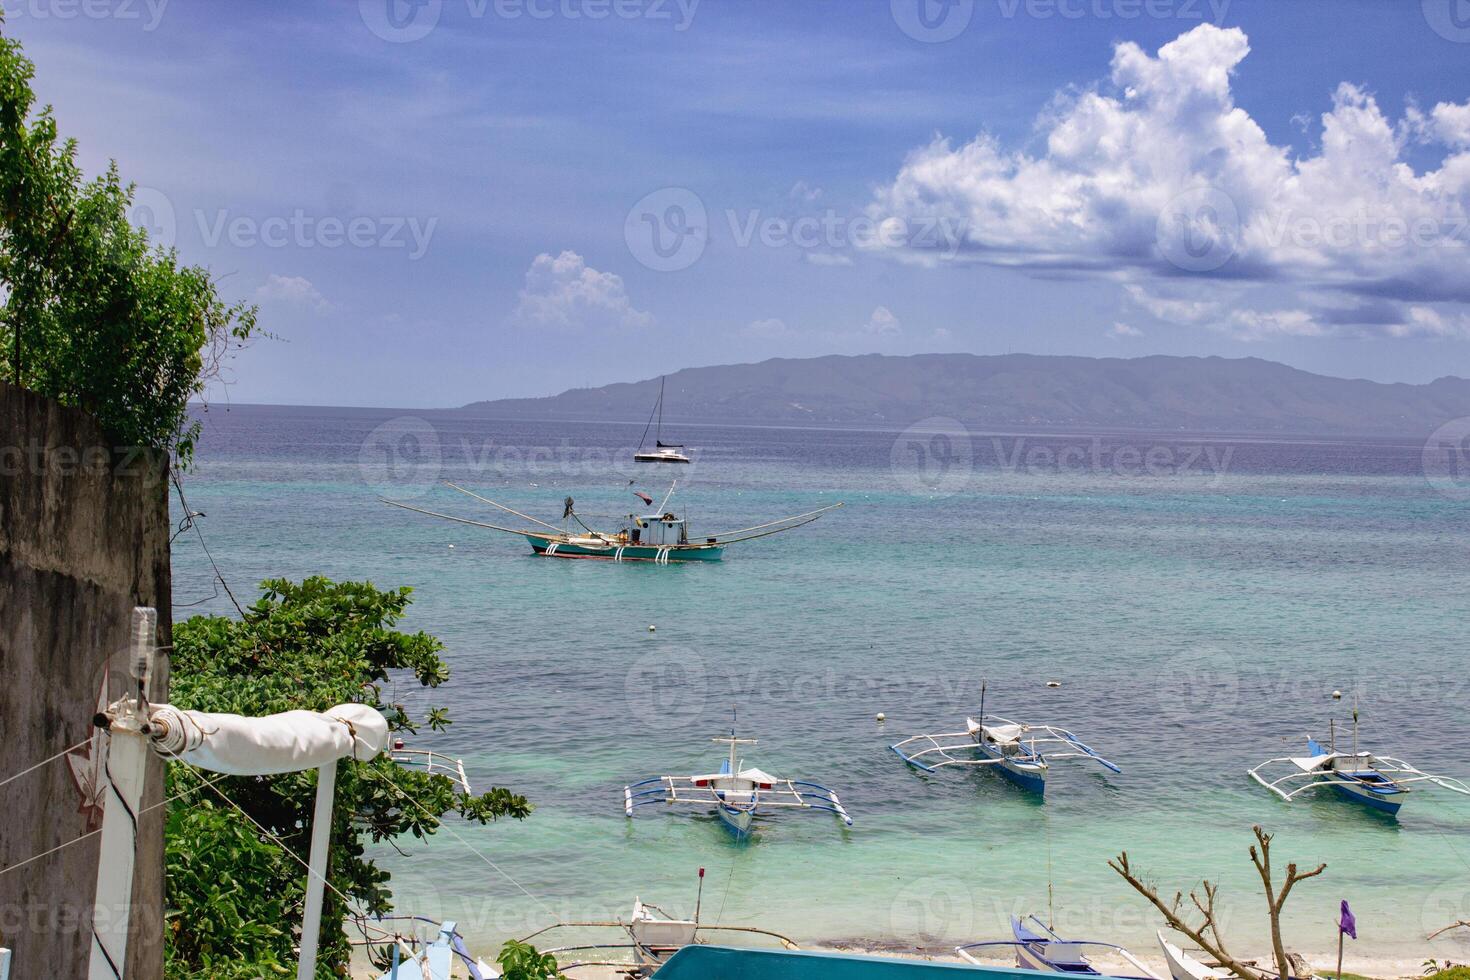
[[456, 353, 1470, 438]]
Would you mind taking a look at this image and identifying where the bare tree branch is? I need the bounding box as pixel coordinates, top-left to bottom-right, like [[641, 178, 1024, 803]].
[[1109, 852, 1261, 980]]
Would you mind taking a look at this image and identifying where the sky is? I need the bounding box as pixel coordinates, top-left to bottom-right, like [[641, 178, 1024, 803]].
[[9, 0, 1470, 406]]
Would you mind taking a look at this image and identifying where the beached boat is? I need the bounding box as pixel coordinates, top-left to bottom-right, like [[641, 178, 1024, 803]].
[[1157, 931, 1225, 980], [353, 916, 495, 979], [889, 686, 1120, 796], [1246, 722, 1469, 815], [516, 879, 801, 977], [956, 915, 1162, 979], [634, 375, 691, 464], [382, 482, 841, 564], [623, 725, 852, 838]]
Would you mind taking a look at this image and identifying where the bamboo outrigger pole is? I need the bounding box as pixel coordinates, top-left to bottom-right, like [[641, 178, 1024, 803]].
[[704, 502, 844, 540], [444, 483, 565, 532], [380, 498, 534, 536]]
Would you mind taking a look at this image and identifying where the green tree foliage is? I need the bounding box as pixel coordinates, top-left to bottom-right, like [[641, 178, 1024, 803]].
[[0, 24, 256, 463], [165, 578, 531, 978], [496, 940, 564, 980]]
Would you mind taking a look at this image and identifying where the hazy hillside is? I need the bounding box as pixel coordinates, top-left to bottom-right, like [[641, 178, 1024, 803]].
[[462, 354, 1470, 435]]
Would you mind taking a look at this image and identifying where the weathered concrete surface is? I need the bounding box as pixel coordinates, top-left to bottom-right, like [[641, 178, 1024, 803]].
[[0, 380, 171, 979]]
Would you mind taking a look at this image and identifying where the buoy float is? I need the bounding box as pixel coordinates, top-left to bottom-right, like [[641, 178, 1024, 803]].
[[1046, 680, 1061, 688], [1332, 690, 1342, 700], [648, 625, 656, 632], [876, 712, 886, 722]]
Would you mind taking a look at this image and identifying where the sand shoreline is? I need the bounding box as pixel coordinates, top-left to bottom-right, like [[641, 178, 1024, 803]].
[[350, 934, 1467, 978]]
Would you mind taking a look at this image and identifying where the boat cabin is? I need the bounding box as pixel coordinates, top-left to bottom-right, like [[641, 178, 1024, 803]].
[[625, 513, 691, 546]]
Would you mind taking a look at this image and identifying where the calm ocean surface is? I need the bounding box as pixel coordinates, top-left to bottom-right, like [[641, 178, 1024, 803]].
[[172, 405, 1470, 960]]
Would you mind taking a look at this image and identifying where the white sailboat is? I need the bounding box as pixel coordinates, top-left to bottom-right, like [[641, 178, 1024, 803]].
[[634, 376, 691, 464]]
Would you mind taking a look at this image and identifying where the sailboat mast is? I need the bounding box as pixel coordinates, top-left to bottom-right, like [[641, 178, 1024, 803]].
[[657, 376, 665, 442]]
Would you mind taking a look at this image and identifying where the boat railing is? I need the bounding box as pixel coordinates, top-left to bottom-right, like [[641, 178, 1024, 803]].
[[956, 939, 1161, 979], [389, 747, 472, 793]]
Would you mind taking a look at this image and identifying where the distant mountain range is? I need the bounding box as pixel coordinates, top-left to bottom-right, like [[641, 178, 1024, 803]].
[[463, 354, 1470, 435]]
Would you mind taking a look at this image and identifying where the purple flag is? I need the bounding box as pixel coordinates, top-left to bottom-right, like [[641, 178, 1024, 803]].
[[1339, 900, 1357, 940]]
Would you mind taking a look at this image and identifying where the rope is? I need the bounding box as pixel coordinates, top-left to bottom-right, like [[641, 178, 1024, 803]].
[[0, 764, 233, 879], [0, 736, 91, 790], [377, 774, 558, 919], [171, 470, 244, 616]]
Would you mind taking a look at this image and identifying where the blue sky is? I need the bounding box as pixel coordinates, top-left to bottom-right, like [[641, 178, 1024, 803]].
[[10, 0, 1470, 406]]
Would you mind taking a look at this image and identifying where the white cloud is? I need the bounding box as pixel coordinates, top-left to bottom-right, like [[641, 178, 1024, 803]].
[[512, 251, 652, 330], [930, 326, 953, 344], [1224, 309, 1325, 341], [868, 24, 1470, 340], [862, 305, 901, 337], [804, 252, 854, 267], [1391, 306, 1470, 338], [744, 317, 793, 339], [1124, 284, 1218, 326], [1108, 322, 1143, 338], [254, 274, 331, 312]]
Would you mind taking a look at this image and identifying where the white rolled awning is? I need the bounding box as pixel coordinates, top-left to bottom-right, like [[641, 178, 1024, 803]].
[[147, 702, 389, 775]]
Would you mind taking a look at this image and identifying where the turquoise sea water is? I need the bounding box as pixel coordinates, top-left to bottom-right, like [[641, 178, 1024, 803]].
[[172, 407, 1470, 964]]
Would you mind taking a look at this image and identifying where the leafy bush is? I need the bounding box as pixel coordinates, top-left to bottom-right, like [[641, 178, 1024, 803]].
[[496, 939, 564, 980], [0, 24, 256, 464], [165, 578, 531, 978]]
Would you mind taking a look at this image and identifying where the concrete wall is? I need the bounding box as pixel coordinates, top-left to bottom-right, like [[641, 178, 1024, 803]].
[[0, 380, 171, 978]]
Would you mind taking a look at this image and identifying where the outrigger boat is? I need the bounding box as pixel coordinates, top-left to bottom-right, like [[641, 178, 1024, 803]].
[[382, 482, 842, 564], [889, 685, 1120, 796], [623, 723, 852, 838], [517, 875, 801, 977], [956, 915, 1161, 979], [1246, 711, 1469, 815], [1156, 932, 1225, 980], [634, 375, 691, 464]]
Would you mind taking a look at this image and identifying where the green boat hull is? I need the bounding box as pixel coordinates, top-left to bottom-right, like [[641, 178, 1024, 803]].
[[525, 535, 724, 563]]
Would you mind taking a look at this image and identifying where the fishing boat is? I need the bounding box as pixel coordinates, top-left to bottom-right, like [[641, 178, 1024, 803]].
[[515, 874, 801, 977], [382, 481, 841, 564], [635, 375, 691, 464], [623, 723, 852, 838], [1157, 932, 1224, 980], [956, 915, 1161, 979], [1246, 713, 1469, 815], [889, 685, 1120, 796]]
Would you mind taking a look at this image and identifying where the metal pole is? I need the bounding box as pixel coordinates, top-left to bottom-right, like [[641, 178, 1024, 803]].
[[88, 722, 149, 980], [88, 607, 157, 980], [297, 761, 338, 980]]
